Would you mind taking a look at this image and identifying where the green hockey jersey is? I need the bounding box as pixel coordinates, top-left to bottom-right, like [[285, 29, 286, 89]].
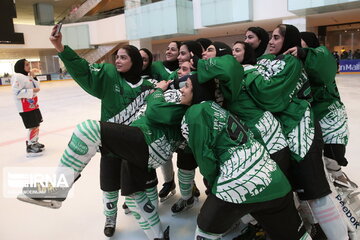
[[58, 45, 154, 123], [151, 61, 173, 81], [131, 89, 188, 169], [248, 54, 315, 161], [197, 55, 288, 155], [182, 101, 291, 204], [304, 46, 349, 145]]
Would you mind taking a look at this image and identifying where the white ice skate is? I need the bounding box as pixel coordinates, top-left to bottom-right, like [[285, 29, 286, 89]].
[[17, 194, 62, 209], [17, 182, 69, 209]]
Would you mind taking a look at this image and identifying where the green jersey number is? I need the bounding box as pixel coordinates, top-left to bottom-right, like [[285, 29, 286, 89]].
[[227, 115, 248, 144]]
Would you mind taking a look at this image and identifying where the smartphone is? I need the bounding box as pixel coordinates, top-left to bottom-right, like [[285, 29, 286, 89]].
[[53, 22, 63, 36]]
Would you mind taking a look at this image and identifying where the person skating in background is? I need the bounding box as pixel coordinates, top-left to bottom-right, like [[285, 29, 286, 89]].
[[11, 59, 45, 157]]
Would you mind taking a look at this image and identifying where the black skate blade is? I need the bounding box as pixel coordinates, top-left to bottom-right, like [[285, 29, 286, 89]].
[[17, 194, 62, 209]]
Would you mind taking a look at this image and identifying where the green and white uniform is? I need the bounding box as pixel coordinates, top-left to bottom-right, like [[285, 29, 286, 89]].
[[249, 54, 315, 162], [182, 101, 290, 204], [131, 89, 187, 169], [54, 88, 186, 239], [197, 55, 288, 155], [303, 46, 349, 145], [58, 45, 155, 123], [59, 45, 157, 232], [151, 61, 173, 82]]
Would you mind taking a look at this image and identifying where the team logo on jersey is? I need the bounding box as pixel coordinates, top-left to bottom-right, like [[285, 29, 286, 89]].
[[114, 84, 121, 93]]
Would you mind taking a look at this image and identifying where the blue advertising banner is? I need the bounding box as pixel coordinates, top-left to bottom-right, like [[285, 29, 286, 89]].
[[340, 59, 360, 73]]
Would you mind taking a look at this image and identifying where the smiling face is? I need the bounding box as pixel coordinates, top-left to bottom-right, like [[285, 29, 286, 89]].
[[115, 48, 132, 73], [245, 30, 261, 49], [268, 27, 284, 55], [178, 45, 192, 65], [202, 45, 216, 60], [232, 43, 245, 63], [180, 78, 193, 105], [165, 42, 179, 62], [177, 61, 192, 78], [140, 50, 150, 71]]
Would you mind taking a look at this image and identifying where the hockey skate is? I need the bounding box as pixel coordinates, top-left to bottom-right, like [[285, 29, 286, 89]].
[[193, 182, 200, 198], [122, 202, 131, 215], [26, 142, 43, 157], [154, 226, 170, 240], [104, 213, 117, 237], [171, 195, 195, 215], [34, 142, 45, 149], [159, 179, 176, 202], [17, 182, 69, 209], [171, 183, 200, 215]]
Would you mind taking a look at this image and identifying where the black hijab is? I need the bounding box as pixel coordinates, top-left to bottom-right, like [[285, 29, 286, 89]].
[[181, 41, 203, 59], [163, 41, 181, 71], [212, 42, 232, 57], [278, 24, 302, 56], [234, 41, 256, 65], [246, 27, 269, 58], [190, 74, 215, 105], [300, 32, 320, 48], [119, 45, 143, 84], [196, 38, 212, 51], [14, 59, 28, 76], [140, 48, 153, 78]]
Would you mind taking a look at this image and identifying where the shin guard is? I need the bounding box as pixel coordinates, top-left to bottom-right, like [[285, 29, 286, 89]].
[[178, 169, 195, 200], [103, 191, 119, 217], [126, 191, 163, 240]]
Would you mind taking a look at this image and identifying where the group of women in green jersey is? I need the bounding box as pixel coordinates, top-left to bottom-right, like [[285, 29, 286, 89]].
[[17, 22, 358, 240]]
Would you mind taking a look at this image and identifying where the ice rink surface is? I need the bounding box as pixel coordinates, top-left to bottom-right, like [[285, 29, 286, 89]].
[[0, 74, 359, 240]]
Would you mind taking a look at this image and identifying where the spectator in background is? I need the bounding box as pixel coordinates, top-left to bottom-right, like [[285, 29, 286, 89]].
[[353, 49, 360, 59], [341, 49, 348, 59], [11, 59, 45, 157]]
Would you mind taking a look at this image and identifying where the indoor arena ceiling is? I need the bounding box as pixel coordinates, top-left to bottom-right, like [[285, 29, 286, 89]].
[[13, 0, 125, 24], [1, 1, 360, 60]]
